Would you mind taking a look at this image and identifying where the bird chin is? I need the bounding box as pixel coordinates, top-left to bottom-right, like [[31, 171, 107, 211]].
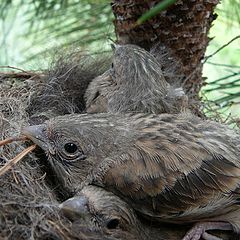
[[48, 155, 77, 192]]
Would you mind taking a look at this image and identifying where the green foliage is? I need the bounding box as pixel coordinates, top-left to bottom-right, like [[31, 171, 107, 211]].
[[202, 2, 240, 118], [137, 0, 177, 24], [0, 0, 114, 67]]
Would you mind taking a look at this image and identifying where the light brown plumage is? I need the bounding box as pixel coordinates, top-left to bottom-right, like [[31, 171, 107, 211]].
[[85, 44, 188, 114], [22, 112, 240, 239]]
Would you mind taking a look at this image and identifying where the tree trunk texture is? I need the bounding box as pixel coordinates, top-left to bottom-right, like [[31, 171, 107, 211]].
[[111, 0, 219, 112]]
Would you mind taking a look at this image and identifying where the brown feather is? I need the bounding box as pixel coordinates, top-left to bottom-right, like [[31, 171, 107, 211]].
[[22, 112, 240, 231]]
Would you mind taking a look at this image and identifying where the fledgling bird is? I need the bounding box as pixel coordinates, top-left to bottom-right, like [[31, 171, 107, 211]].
[[22, 112, 240, 240], [60, 185, 233, 240], [60, 185, 193, 240], [85, 44, 188, 114], [60, 185, 139, 232]]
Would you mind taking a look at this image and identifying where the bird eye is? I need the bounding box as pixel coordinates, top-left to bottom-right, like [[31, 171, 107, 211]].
[[64, 142, 78, 154], [106, 218, 120, 229], [111, 62, 114, 68]]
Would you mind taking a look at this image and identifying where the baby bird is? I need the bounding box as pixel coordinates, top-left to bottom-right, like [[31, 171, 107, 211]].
[[60, 185, 233, 240], [22, 112, 240, 240], [85, 44, 187, 114], [60, 185, 192, 240], [60, 185, 139, 232]]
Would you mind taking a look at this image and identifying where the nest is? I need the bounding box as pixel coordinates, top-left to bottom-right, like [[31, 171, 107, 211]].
[[0, 53, 138, 240], [0, 50, 239, 240]]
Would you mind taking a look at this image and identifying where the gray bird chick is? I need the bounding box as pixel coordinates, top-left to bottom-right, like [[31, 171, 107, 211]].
[[60, 185, 235, 240], [22, 112, 240, 240], [59, 185, 191, 240], [85, 44, 188, 114], [60, 185, 138, 232]]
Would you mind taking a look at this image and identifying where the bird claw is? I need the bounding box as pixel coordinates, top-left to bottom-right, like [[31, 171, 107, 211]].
[[182, 222, 232, 240], [182, 223, 205, 240]]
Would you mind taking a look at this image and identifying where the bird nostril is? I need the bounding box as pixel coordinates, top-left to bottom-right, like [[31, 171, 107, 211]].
[[106, 218, 120, 229]]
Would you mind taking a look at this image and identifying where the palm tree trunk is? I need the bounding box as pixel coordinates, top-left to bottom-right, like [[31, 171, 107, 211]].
[[111, 0, 219, 111]]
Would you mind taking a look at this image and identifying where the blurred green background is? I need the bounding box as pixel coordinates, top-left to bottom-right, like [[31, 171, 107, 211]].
[[202, 0, 240, 119], [0, 0, 239, 118]]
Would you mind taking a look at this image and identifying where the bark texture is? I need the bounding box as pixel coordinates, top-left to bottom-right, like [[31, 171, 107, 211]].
[[111, 0, 219, 101]]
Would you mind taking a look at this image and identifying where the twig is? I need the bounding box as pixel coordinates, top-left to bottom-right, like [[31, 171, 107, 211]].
[[47, 220, 72, 240], [204, 35, 240, 63], [206, 61, 240, 69], [35, 172, 47, 181], [11, 168, 19, 184], [183, 35, 240, 88], [0, 65, 30, 73], [0, 72, 42, 80], [0, 145, 36, 177], [0, 136, 27, 147]]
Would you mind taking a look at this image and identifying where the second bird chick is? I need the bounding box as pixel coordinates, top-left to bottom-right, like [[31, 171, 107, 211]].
[[85, 44, 188, 114], [60, 185, 194, 240]]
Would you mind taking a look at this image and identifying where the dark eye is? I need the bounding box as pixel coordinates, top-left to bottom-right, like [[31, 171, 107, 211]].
[[111, 62, 114, 68], [64, 143, 78, 154], [106, 218, 120, 229]]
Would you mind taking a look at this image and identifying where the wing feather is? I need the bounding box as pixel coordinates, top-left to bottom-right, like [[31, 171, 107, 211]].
[[103, 116, 240, 222]]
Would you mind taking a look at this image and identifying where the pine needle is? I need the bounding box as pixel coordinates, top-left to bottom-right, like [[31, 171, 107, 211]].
[[0, 145, 36, 177], [0, 136, 28, 147]]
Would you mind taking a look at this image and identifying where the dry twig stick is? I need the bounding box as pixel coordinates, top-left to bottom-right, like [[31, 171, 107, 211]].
[[0, 145, 36, 177], [0, 72, 43, 80], [0, 65, 43, 80], [0, 136, 27, 147], [0, 65, 30, 72]]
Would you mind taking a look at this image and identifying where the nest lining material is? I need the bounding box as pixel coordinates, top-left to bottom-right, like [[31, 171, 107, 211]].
[[0, 53, 135, 240]]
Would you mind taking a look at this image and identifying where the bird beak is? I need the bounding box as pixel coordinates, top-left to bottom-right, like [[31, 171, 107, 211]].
[[21, 124, 53, 153], [59, 196, 89, 221]]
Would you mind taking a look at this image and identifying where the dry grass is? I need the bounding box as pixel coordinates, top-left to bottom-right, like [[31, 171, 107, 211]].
[[0, 51, 238, 240], [0, 54, 135, 240]]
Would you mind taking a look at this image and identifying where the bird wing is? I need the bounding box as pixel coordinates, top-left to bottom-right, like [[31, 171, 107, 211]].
[[102, 119, 240, 222]]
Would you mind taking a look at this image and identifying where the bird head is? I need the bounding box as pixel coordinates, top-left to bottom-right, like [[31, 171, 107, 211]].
[[21, 113, 137, 191], [59, 185, 138, 231], [111, 44, 169, 90], [107, 44, 175, 113], [85, 44, 186, 114]]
